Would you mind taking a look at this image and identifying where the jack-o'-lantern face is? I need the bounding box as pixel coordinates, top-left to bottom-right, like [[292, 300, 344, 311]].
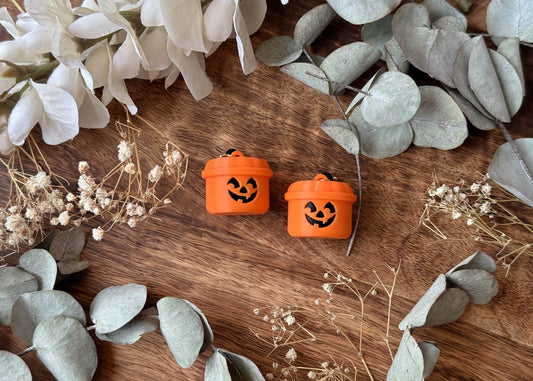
[[305, 201, 336, 228], [227, 177, 258, 203]]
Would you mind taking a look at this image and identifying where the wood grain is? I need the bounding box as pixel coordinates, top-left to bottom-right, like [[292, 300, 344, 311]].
[[1, 0, 532, 380]]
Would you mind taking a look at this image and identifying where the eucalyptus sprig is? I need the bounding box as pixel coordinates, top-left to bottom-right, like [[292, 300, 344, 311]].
[[0, 230, 265, 381], [255, 0, 533, 253]]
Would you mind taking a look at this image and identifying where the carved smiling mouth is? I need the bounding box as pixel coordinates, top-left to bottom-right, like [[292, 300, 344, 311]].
[[228, 189, 257, 203]]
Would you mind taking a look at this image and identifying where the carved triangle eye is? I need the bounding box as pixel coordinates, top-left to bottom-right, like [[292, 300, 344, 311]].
[[305, 201, 317, 212], [227, 177, 240, 188]]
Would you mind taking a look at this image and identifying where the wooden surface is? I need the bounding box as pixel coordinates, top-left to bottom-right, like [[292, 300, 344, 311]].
[[1, 0, 532, 380]]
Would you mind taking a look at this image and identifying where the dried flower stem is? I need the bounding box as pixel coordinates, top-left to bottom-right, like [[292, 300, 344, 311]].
[[9, 0, 24, 13]]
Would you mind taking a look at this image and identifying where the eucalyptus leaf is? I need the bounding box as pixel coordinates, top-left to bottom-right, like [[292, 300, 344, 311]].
[[326, 0, 401, 25], [280, 62, 330, 95], [157, 297, 204, 368], [96, 306, 158, 345], [489, 49, 523, 118], [349, 107, 413, 159], [90, 283, 147, 334], [446, 251, 497, 274], [452, 38, 495, 118], [433, 16, 467, 32], [11, 290, 86, 344], [410, 86, 468, 150], [427, 28, 470, 87], [445, 87, 496, 131], [361, 14, 393, 59], [48, 227, 86, 262], [361, 71, 420, 128], [346, 68, 385, 114], [0, 350, 32, 381], [34, 230, 60, 251], [294, 3, 336, 48], [423, 0, 466, 31], [18, 249, 57, 291], [399, 274, 469, 330], [497, 37, 525, 95], [182, 299, 214, 352], [295, 53, 325, 66], [386, 330, 424, 381], [447, 269, 498, 305], [384, 37, 409, 73], [0, 267, 38, 326], [486, 0, 533, 44], [33, 316, 97, 381], [488, 138, 533, 207], [255, 36, 302, 67], [56, 260, 90, 275], [419, 341, 440, 378], [205, 351, 232, 381], [468, 37, 510, 122], [320, 42, 380, 95], [219, 348, 265, 381], [320, 119, 359, 156]]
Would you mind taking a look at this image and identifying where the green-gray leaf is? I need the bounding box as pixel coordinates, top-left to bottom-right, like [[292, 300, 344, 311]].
[[255, 36, 302, 67], [486, 0, 533, 45], [48, 227, 86, 262], [349, 107, 413, 159], [419, 341, 440, 378], [0, 267, 38, 326], [0, 350, 32, 381], [90, 283, 147, 334], [447, 269, 498, 305], [294, 4, 336, 48], [497, 37, 525, 95], [433, 16, 467, 32], [205, 351, 232, 381], [34, 230, 60, 251], [57, 260, 90, 275], [361, 14, 393, 59], [361, 71, 421, 128], [423, 0, 467, 31], [399, 274, 469, 330], [326, 0, 401, 25], [489, 49, 523, 118], [280, 62, 330, 95], [96, 306, 158, 345], [445, 86, 496, 131], [33, 316, 97, 381], [11, 290, 86, 344], [320, 119, 359, 156], [157, 297, 204, 368], [446, 251, 497, 274], [183, 299, 214, 353], [320, 42, 380, 95], [386, 330, 424, 381], [468, 37, 510, 122], [410, 86, 468, 150], [346, 68, 385, 114], [219, 349, 265, 381], [384, 37, 410, 73], [18, 249, 57, 291], [488, 138, 533, 207]]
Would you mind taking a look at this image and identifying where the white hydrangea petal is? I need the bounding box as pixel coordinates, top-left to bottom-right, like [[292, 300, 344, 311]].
[[48, 64, 86, 106], [0, 77, 15, 95], [68, 12, 121, 39], [113, 35, 141, 79], [85, 41, 110, 88], [51, 21, 83, 68], [79, 64, 95, 91], [118, 0, 143, 12], [237, 0, 267, 35], [160, 0, 207, 52], [233, 2, 258, 75], [141, 0, 164, 26], [7, 85, 43, 145], [0, 40, 47, 65], [0, 128, 16, 155], [32, 82, 79, 144], [105, 44, 137, 114], [101, 86, 113, 105], [79, 0, 99, 11], [204, 0, 235, 42], [0, 62, 16, 93], [164, 66, 181, 89], [79, 88, 110, 129], [167, 39, 212, 100], [140, 27, 171, 71], [0, 7, 21, 38], [25, 0, 74, 28], [14, 26, 53, 54], [98, 0, 148, 63], [15, 13, 41, 34]]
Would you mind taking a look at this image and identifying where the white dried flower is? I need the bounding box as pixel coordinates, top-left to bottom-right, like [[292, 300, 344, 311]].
[[451, 210, 462, 219], [25, 208, 37, 220], [467, 218, 475, 226], [57, 211, 70, 226], [92, 227, 104, 241], [266, 374, 274, 380], [322, 283, 333, 294], [124, 162, 136, 174], [272, 362, 279, 369], [470, 183, 481, 193], [435, 185, 449, 197], [307, 371, 316, 379], [314, 298, 321, 305], [118, 141, 134, 162], [481, 183, 492, 196], [479, 202, 492, 214], [78, 161, 90, 173], [127, 218, 137, 228], [148, 165, 163, 183], [284, 314, 295, 326], [321, 362, 329, 369], [285, 348, 297, 363], [78, 174, 96, 191], [26, 171, 51, 194], [66, 193, 76, 202]]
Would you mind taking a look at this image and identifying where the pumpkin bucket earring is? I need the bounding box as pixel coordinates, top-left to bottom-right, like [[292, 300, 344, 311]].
[[285, 173, 357, 238], [202, 149, 273, 215]]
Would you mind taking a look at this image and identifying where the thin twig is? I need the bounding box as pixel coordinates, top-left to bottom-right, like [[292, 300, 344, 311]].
[[305, 71, 372, 97]]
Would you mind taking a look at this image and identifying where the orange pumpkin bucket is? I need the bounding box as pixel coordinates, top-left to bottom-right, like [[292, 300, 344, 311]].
[[285, 173, 357, 238], [202, 149, 273, 215]]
